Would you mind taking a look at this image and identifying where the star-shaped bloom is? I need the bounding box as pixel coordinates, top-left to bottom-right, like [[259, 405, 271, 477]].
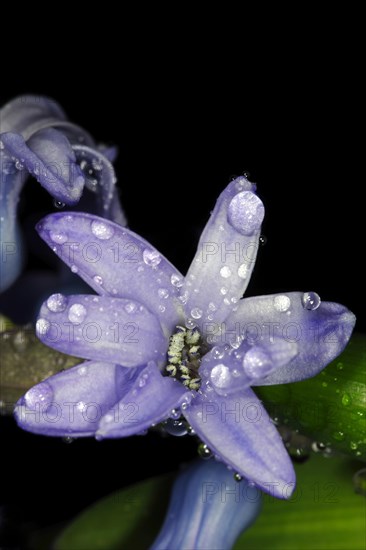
[[0, 95, 125, 292], [14, 176, 356, 498]]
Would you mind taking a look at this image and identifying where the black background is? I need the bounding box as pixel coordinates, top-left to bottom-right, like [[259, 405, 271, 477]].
[[0, 22, 363, 548]]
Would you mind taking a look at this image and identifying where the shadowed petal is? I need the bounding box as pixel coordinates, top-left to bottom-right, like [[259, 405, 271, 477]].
[[224, 292, 356, 384], [0, 94, 94, 145], [36, 294, 167, 367], [0, 150, 25, 292], [36, 212, 183, 334], [1, 129, 85, 204], [184, 386, 295, 498], [181, 176, 264, 336], [151, 459, 261, 550], [97, 361, 192, 438], [14, 361, 131, 437]]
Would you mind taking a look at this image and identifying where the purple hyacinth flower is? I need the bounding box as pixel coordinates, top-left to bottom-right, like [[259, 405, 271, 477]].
[[151, 459, 261, 550], [0, 95, 125, 292], [14, 175, 356, 498]]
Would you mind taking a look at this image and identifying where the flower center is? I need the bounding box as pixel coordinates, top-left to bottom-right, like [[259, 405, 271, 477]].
[[165, 326, 204, 390]]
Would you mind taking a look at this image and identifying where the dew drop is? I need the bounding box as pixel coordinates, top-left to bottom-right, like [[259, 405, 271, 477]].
[[93, 275, 103, 286], [46, 293, 67, 313], [234, 473, 243, 482], [341, 393, 351, 406], [212, 346, 225, 360], [24, 381, 53, 409], [49, 231, 68, 244], [15, 159, 24, 170], [143, 248, 161, 267], [273, 294, 291, 312], [91, 220, 114, 240], [71, 265, 79, 273], [350, 441, 358, 451], [78, 365, 87, 376], [198, 443, 213, 459], [332, 430, 345, 441], [237, 264, 248, 279], [170, 408, 181, 420], [220, 266, 232, 278], [302, 291, 321, 310], [36, 318, 50, 336], [62, 436, 75, 444], [158, 305, 166, 313], [68, 303, 87, 324], [243, 348, 273, 379], [220, 286, 228, 295], [158, 288, 169, 299], [227, 191, 264, 236], [164, 418, 188, 437], [53, 200, 66, 209], [259, 234, 267, 246], [190, 307, 203, 319], [124, 302, 137, 314], [210, 364, 231, 388], [171, 273, 184, 287]]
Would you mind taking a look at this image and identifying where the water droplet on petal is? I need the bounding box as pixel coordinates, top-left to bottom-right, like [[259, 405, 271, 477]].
[[302, 291, 321, 310], [46, 293, 67, 312], [93, 275, 103, 285], [227, 191, 264, 235], [124, 302, 137, 314], [341, 393, 351, 406], [15, 159, 24, 170], [220, 287, 228, 295], [273, 294, 291, 312], [143, 248, 161, 267], [91, 220, 114, 240], [212, 346, 225, 359], [220, 266, 232, 278], [36, 318, 50, 336], [237, 264, 248, 279], [71, 265, 79, 273], [68, 303, 87, 324], [24, 381, 53, 409], [171, 273, 184, 287], [78, 365, 87, 376], [158, 288, 169, 299], [190, 307, 203, 319], [49, 231, 68, 244], [210, 363, 232, 388], [243, 347, 273, 379], [170, 408, 181, 420]]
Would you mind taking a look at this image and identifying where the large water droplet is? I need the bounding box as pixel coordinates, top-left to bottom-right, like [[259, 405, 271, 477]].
[[36, 318, 50, 336], [46, 293, 67, 313], [24, 381, 53, 409], [237, 264, 248, 279], [210, 363, 232, 388], [302, 291, 321, 310], [49, 230, 68, 244], [273, 294, 291, 312], [68, 303, 87, 324], [164, 418, 188, 437], [91, 220, 114, 240], [243, 347, 273, 379], [220, 266, 232, 278], [143, 248, 161, 267], [227, 191, 264, 235]]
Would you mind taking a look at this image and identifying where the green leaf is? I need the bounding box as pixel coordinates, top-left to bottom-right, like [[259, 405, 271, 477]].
[[54, 474, 173, 550], [234, 455, 366, 550], [254, 333, 366, 461]]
